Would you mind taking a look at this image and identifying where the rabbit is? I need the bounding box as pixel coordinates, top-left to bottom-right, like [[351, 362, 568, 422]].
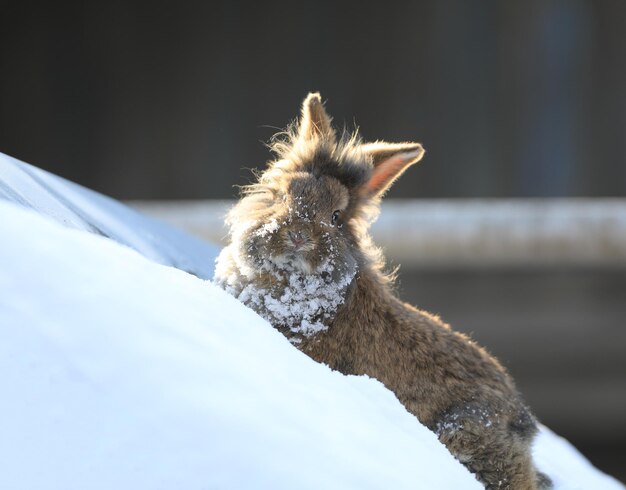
[[214, 93, 552, 490]]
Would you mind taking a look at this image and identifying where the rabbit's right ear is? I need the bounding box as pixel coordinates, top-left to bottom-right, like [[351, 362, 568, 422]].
[[297, 92, 337, 144]]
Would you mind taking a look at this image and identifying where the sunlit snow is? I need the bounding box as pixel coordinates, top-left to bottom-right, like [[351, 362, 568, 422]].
[[0, 151, 624, 489], [0, 201, 480, 490], [0, 152, 218, 278]]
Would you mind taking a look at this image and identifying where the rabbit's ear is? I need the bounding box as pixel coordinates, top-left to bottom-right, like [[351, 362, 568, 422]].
[[297, 92, 336, 144], [360, 142, 425, 198]]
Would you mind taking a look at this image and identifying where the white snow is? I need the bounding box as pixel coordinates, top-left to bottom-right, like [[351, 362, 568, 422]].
[[0, 201, 480, 490], [0, 157, 624, 489], [533, 428, 624, 490], [0, 152, 218, 279], [256, 217, 280, 237]]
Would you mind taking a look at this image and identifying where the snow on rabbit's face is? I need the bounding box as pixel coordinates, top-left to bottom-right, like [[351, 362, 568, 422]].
[[237, 172, 353, 275]]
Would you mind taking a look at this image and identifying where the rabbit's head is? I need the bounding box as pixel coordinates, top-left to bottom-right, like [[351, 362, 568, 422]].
[[226, 93, 425, 281]]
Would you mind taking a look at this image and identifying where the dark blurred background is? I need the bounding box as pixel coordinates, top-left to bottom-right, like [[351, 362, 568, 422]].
[[1, 0, 625, 482], [1, 0, 626, 200]]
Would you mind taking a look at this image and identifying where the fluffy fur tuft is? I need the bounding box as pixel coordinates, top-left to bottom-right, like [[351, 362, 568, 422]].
[[214, 93, 551, 490]]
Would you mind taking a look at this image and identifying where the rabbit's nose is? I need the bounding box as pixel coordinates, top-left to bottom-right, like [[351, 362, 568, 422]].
[[288, 231, 305, 247]]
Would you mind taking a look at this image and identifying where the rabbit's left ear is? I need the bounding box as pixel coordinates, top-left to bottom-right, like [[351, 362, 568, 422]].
[[360, 142, 425, 199], [297, 92, 337, 144]]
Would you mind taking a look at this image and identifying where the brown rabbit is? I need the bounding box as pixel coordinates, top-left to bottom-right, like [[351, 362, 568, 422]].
[[214, 93, 551, 489]]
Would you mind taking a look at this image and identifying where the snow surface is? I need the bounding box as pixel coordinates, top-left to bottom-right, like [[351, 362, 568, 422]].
[[0, 149, 624, 489], [0, 152, 218, 279], [1, 202, 624, 490], [0, 201, 480, 489]]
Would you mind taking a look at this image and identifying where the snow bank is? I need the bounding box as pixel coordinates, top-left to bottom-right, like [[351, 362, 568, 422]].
[[0, 152, 218, 278], [533, 428, 623, 489], [0, 201, 480, 489]]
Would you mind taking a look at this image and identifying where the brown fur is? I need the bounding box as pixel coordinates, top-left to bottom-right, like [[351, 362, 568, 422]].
[[214, 93, 551, 489]]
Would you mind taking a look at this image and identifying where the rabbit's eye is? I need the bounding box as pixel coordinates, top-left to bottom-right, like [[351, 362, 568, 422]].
[[331, 210, 341, 225]]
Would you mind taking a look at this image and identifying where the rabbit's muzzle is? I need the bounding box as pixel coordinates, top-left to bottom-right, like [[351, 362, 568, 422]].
[[287, 230, 307, 249]]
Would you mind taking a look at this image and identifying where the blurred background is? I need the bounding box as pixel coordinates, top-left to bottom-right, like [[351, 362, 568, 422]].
[[1, 0, 625, 482]]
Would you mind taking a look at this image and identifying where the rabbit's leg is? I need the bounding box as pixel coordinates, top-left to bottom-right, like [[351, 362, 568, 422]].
[[435, 405, 548, 490]]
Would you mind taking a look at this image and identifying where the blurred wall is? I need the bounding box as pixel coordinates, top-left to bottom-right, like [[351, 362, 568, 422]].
[[1, 0, 625, 200]]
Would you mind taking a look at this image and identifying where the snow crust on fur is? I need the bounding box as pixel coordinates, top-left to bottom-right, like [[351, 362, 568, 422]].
[[215, 243, 357, 343]]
